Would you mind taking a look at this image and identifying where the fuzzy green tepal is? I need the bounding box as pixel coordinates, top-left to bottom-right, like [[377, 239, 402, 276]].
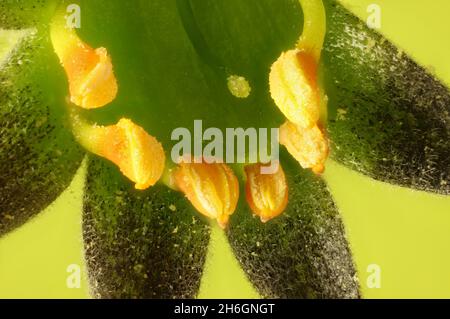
[[83, 157, 210, 299], [228, 151, 359, 298], [0, 0, 448, 300], [323, 1, 449, 194], [0, 28, 84, 235]]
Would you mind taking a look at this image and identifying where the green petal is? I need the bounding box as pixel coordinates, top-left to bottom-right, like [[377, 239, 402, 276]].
[[83, 156, 210, 298], [227, 152, 360, 299], [323, 0, 449, 194], [0, 28, 84, 236]]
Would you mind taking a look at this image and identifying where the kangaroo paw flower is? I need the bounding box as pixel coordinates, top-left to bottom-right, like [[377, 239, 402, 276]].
[[245, 163, 288, 223], [280, 121, 328, 174], [173, 159, 239, 229]]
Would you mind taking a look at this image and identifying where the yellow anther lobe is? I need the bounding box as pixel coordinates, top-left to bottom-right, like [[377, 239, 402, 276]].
[[76, 118, 165, 190], [51, 19, 117, 109], [279, 121, 328, 174], [269, 49, 320, 129], [174, 160, 239, 229], [245, 163, 288, 223], [268, 1, 329, 173]]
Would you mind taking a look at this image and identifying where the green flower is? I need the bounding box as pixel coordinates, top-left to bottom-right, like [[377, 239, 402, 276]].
[[0, 0, 448, 299]]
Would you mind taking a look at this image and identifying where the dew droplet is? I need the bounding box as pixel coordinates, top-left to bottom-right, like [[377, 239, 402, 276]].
[[227, 75, 251, 99]]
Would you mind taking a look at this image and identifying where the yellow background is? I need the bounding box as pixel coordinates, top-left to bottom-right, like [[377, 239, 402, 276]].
[[1, 0, 450, 299]]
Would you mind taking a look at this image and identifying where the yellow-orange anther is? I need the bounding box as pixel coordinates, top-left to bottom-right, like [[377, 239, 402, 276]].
[[52, 30, 118, 109], [174, 160, 239, 229], [280, 121, 329, 174], [245, 163, 288, 223], [85, 119, 165, 190], [269, 49, 320, 129]]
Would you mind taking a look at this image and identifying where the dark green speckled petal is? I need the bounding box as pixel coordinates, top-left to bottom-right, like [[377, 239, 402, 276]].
[[323, 0, 449, 194], [82, 156, 210, 298], [0, 5, 84, 236], [227, 151, 360, 299]]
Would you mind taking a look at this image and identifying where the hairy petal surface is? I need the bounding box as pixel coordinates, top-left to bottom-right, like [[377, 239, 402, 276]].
[[83, 157, 210, 298], [0, 27, 84, 236], [227, 152, 360, 299], [323, 0, 450, 194]]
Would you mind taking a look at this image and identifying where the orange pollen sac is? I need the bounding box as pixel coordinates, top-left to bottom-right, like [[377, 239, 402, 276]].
[[269, 49, 320, 129], [280, 121, 329, 174], [91, 119, 165, 190], [55, 34, 118, 109], [245, 162, 289, 223], [173, 160, 239, 229]]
